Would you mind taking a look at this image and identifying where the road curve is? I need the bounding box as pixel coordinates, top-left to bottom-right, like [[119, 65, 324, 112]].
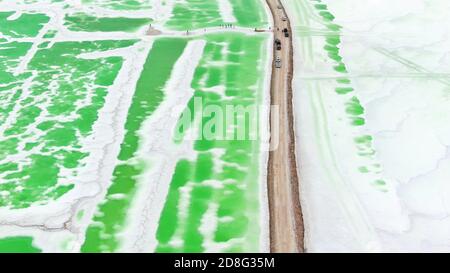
[[265, 0, 305, 253]]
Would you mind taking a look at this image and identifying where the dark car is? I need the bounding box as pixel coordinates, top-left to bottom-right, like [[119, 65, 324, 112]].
[[275, 39, 281, 50], [284, 31, 289, 38]]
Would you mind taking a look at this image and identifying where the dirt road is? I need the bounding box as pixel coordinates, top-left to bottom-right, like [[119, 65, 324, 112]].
[[265, 0, 304, 253]]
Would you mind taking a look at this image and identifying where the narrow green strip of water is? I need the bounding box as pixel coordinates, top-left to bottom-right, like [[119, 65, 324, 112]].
[[0, 236, 41, 253], [64, 13, 152, 32], [81, 38, 188, 253]]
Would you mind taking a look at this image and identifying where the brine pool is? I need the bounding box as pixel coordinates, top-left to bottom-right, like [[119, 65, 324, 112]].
[[0, 0, 272, 253]]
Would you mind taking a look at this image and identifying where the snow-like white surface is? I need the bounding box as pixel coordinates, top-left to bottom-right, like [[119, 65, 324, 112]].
[[284, 0, 450, 252]]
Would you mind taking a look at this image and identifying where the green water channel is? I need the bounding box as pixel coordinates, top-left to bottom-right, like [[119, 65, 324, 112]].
[[0, 39, 138, 209], [0, 12, 49, 38], [0, 236, 41, 253], [310, 0, 387, 190], [0, 0, 269, 253], [156, 33, 267, 253], [64, 13, 152, 32], [81, 32, 268, 252], [165, 0, 268, 30], [81, 38, 188, 252], [81, 0, 152, 10]]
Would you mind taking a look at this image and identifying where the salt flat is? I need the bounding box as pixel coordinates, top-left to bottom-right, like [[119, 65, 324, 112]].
[[284, 0, 450, 252]]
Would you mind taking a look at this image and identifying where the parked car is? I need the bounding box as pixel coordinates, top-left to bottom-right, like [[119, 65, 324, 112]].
[[275, 57, 282, 68], [275, 39, 281, 50], [275, 61, 282, 68]]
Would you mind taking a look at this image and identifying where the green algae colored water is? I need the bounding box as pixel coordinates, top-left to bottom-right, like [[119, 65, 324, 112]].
[[165, 0, 268, 30], [0, 12, 49, 38], [156, 33, 268, 253], [1, 0, 269, 253], [81, 38, 188, 253], [0, 237, 41, 253], [64, 13, 151, 32], [81, 32, 269, 253], [0, 41, 32, 124], [82, 0, 152, 10], [229, 0, 268, 27], [0, 39, 138, 209]]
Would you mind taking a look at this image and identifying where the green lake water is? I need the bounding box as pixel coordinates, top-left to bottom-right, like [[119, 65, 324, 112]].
[[0, 0, 269, 252], [0, 39, 138, 209], [156, 33, 267, 253], [64, 13, 152, 32], [166, 0, 268, 30], [0, 236, 41, 253], [82, 38, 188, 252]]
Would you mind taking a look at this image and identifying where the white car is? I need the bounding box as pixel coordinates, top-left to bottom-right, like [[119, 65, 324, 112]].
[[275, 57, 282, 68]]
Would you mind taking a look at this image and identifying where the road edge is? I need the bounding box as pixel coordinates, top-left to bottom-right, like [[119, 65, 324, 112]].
[[265, 0, 305, 253]]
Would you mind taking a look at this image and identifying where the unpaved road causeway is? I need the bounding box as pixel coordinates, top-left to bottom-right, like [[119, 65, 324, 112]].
[[265, 0, 304, 253]]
